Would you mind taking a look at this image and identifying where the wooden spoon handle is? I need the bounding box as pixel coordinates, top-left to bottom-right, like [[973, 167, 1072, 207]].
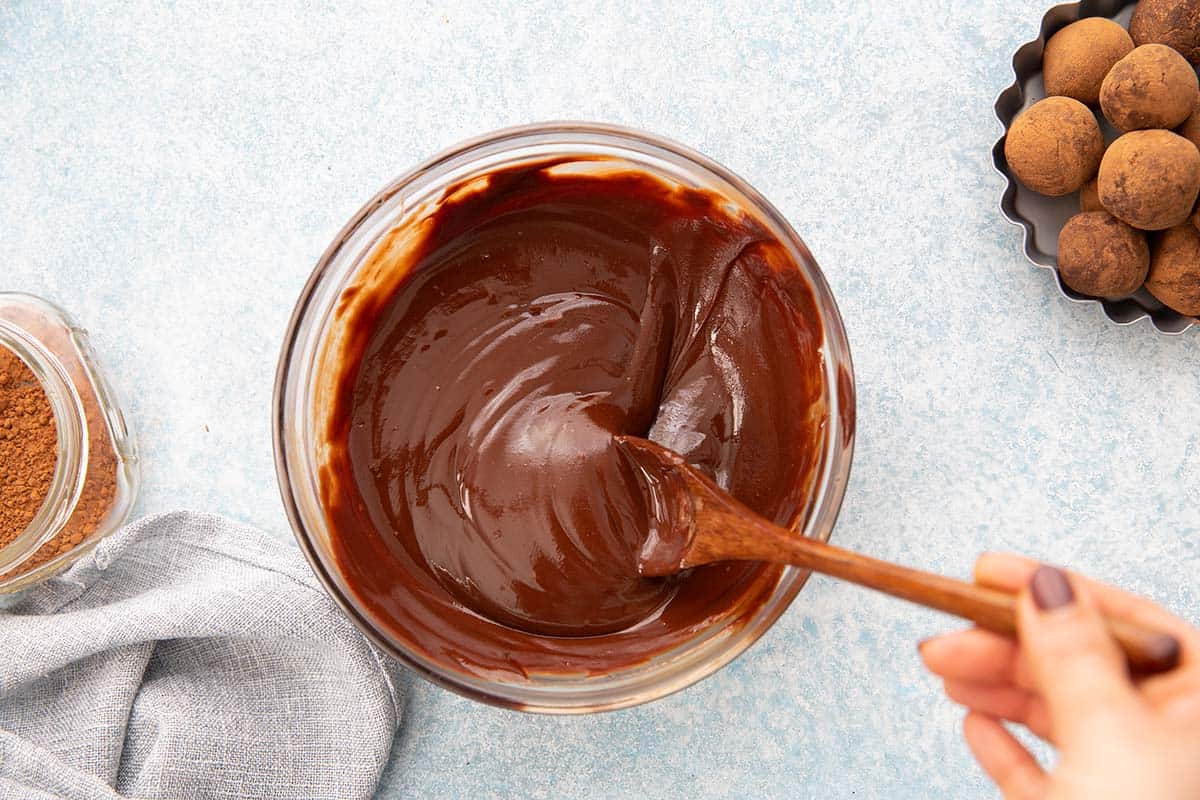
[[778, 535, 1180, 675]]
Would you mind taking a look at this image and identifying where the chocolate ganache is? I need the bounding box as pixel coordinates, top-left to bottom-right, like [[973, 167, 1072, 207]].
[[321, 159, 827, 677]]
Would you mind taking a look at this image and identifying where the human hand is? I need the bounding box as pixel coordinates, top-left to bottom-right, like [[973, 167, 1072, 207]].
[[919, 553, 1200, 800]]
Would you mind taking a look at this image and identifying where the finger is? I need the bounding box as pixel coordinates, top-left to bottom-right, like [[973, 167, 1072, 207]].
[[1074, 590, 1200, 669], [1141, 666, 1200, 711], [920, 629, 1020, 684], [1158, 676, 1200, 724], [1017, 566, 1139, 740], [963, 712, 1048, 800], [944, 680, 1053, 740], [977, 553, 1200, 666], [973, 552, 1038, 591]]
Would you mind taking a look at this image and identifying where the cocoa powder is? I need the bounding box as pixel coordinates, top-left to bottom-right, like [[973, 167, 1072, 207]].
[[11, 405, 118, 575], [0, 346, 58, 545], [0, 306, 122, 582]]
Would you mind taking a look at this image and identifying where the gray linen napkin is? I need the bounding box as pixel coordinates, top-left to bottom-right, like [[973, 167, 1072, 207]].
[[0, 511, 403, 800]]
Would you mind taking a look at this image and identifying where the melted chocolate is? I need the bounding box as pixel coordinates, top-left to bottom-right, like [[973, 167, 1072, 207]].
[[322, 160, 826, 678]]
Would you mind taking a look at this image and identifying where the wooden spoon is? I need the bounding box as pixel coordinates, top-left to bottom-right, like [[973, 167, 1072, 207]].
[[616, 435, 1181, 675]]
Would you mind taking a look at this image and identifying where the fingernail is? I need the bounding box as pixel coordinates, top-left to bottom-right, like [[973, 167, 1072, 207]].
[[1030, 565, 1074, 611], [1145, 634, 1182, 672]]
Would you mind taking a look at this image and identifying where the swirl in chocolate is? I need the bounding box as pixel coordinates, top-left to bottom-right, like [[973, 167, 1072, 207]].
[[322, 160, 826, 677]]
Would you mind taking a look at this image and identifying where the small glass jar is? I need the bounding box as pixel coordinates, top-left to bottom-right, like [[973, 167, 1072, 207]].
[[275, 122, 856, 712], [0, 293, 139, 591]]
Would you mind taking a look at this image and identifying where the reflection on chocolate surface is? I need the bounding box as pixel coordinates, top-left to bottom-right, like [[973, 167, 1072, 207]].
[[321, 159, 827, 678]]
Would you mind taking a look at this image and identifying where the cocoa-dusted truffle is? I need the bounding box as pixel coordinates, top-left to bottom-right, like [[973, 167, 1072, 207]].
[[1057, 211, 1150, 297], [1080, 176, 1102, 211], [1178, 98, 1200, 151], [1098, 130, 1200, 229], [1100, 44, 1200, 130], [1005, 97, 1104, 195], [1044, 17, 1135, 105], [1145, 222, 1200, 315], [1130, 0, 1200, 65]]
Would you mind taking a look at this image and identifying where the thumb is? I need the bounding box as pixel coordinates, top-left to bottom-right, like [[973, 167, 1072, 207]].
[[1017, 565, 1138, 742]]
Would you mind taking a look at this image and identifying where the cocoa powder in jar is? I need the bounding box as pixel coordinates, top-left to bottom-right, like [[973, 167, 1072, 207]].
[[0, 309, 121, 582], [0, 346, 58, 545]]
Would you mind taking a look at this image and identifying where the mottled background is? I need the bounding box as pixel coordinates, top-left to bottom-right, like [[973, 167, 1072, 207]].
[[2, 1, 1197, 797]]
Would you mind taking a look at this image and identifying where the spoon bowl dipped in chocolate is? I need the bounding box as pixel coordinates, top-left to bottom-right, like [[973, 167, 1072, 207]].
[[616, 434, 1181, 676]]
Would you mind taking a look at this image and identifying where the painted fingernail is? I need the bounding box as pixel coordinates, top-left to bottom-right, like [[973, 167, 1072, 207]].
[[1030, 565, 1074, 611], [1145, 634, 1182, 672]]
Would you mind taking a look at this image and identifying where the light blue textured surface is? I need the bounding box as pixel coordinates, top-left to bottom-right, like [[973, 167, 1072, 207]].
[[2, 2, 1197, 798]]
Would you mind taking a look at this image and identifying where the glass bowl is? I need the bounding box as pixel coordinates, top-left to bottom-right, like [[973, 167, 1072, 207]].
[[274, 122, 856, 713]]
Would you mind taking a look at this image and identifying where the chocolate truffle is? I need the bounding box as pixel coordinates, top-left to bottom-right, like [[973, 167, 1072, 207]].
[[1005, 97, 1104, 196], [1178, 98, 1200, 150], [1044, 17, 1135, 105], [1080, 176, 1102, 211], [1098, 130, 1200, 229], [1131, 0, 1200, 65], [1100, 44, 1200, 130], [1145, 222, 1200, 315], [1057, 211, 1150, 297]]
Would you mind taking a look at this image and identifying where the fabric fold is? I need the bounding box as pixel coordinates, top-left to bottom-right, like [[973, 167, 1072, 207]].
[[0, 512, 403, 800]]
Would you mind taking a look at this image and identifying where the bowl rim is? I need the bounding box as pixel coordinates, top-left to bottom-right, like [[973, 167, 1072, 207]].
[[992, 0, 1197, 335], [272, 121, 858, 713]]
